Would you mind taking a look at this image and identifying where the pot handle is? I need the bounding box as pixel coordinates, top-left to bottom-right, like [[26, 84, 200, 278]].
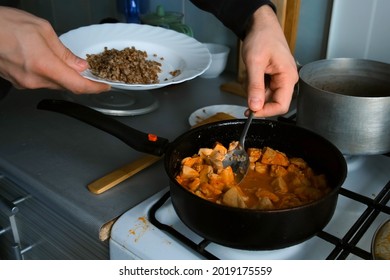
[[37, 99, 169, 156]]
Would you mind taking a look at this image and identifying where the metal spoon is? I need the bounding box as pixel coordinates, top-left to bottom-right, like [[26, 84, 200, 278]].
[[223, 110, 254, 184]]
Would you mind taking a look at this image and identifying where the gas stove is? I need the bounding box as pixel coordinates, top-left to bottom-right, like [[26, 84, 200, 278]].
[[109, 154, 390, 260]]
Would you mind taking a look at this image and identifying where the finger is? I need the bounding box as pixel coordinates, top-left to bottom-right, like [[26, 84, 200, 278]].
[[62, 47, 89, 73], [245, 62, 266, 112], [41, 25, 89, 73], [55, 70, 111, 94], [38, 51, 110, 93], [43, 35, 110, 93], [254, 81, 294, 117]]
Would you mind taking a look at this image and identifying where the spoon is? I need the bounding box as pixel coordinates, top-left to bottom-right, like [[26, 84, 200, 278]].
[[223, 110, 254, 184]]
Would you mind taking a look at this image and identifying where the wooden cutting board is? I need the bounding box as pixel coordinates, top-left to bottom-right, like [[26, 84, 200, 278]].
[[87, 154, 161, 194]]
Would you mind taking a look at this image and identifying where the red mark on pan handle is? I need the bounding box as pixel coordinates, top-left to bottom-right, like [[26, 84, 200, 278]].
[[148, 134, 158, 142]]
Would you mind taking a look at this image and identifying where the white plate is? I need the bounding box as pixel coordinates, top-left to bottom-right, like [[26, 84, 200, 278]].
[[188, 105, 247, 126], [59, 23, 211, 90]]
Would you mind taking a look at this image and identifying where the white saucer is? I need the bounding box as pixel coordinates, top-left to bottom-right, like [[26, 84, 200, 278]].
[[188, 105, 247, 126]]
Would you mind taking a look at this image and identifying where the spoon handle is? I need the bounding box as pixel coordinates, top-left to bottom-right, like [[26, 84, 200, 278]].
[[239, 111, 254, 148]]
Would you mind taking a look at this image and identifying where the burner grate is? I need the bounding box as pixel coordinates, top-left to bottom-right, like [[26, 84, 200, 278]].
[[148, 191, 218, 260], [149, 180, 390, 260]]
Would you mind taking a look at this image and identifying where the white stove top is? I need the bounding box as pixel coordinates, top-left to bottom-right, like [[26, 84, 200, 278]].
[[109, 155, 390, 260]]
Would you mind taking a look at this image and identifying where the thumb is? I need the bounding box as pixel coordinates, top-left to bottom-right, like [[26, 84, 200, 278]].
[[63, 47, 89, 72], [46, 32, 88, 72], [246, 68, 266, 112]]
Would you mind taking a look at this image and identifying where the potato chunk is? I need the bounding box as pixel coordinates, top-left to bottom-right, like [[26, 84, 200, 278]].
[[222, 187, 247, 208]]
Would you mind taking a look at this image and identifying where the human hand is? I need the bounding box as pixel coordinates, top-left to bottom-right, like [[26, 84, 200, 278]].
[[241, 5, 298, 117], [0, 7, 110, 94]]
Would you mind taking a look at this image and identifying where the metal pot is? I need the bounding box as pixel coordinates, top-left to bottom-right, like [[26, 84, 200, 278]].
[[297, 58, 390, 155], [37, 99, 347, 250]]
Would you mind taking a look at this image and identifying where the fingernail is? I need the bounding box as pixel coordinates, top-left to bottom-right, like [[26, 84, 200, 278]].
[[76, 57, 88, 68], [249, 98, 262, 110]]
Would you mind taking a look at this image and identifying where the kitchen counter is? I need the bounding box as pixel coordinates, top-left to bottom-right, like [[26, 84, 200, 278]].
[[0, 72, 254, 257]]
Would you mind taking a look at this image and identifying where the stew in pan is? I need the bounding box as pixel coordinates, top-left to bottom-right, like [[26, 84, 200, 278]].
[[176, 141, 330, 210]]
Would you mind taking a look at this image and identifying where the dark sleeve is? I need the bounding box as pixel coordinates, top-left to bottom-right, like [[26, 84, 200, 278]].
[[190, 0, 276, 40]]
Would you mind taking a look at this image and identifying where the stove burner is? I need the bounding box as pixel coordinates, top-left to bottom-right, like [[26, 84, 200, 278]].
[[148, 192, 218, 260], [62, 90, 159, 116], [149, 180, 390, 260]]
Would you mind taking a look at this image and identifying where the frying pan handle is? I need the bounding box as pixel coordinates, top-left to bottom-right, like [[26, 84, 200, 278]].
[[37, 99, 169, 156]]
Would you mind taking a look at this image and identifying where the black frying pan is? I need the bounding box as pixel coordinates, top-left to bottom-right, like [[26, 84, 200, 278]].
[[37, 99, 347, 250]]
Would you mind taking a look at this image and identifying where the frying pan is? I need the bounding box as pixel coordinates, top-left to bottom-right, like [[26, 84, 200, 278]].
[[37, 99, 347, 250]]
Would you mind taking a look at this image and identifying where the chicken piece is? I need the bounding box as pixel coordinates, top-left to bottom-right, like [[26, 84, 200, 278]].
[[256, 189, 280, 202], [207, 143, 227, 173], [271, 177, 288, 193], [207, 157, 224, 174], [270, 165, 288, 177], [198, 182, 223, 200], [175, 176, 184, 185], [208, 173, 227, 191], [254, 162, 268, 174], [199, 165, 213, 183], [180, 165, 199, 179], [247, 148, 262, 163], [228, 141, 239, 152], [213, 142, 228, 156], [289, 157, 308, 169], [219, 166, 235, 186], [198, 148, 213, 158], [249, 161, 256, 171], [181, 156, 192, 165], [261, 147, 289, 166], [222, 187, 248, 208], [187, 178, 200, 191], [181, 156, 203, 167], [182, 156, 204, 172], [287, 163, 302, 175], [291, 173, 311, 189]]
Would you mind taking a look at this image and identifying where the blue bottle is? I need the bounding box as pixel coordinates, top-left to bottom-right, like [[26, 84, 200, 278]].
[[124, 0, 140, 23]]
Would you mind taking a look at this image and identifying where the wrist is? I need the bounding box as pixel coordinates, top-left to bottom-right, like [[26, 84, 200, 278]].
[[252, 4, 278, 28], [244, 4, 277, 38]]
